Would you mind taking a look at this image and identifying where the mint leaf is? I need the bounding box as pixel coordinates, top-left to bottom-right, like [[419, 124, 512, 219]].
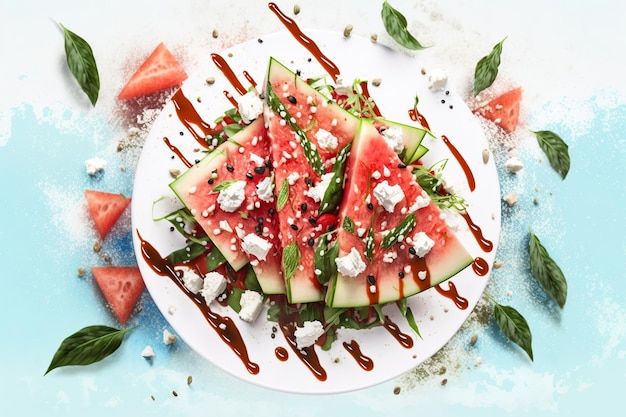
[[381, 1, 427, 50], [276, 180, 289, 211], [531, 130, 571, 180], [211, 179, 240, 193], [282, 242, 301, 280], [45, 325, 136, 374], [493, 302, 533, 361], [342, 215, 355, 233], [59, 23, 100, 106], [529, 229, 568, 308], [473, 37, 507, 96]]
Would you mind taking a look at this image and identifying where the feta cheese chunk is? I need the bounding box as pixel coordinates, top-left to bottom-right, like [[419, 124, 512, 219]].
[[217, 180, 246, 212], [428, 68, 448, 91], [411, 231, 435, 257], [163, 329, 177, 345], [85, 157, 107, 175], [335, 247, 366, 278], [256, 176, 274, 202], [201, 271, 227, 304], [305, 172, 335, 203], [238, 91, 264, 123], [241, 233, 272, 261], [294, 320, 325, 350], [141, 345, 155, 359], [249, 152, 265, 167], [181, 267, 203, 294], [380, 126, 404, 154], [505, 156, 524, 173], [408, 190, 431, 213], [238, 290, 264, 323], [373, 180, 405, 213], [315, 128, 338, 150]]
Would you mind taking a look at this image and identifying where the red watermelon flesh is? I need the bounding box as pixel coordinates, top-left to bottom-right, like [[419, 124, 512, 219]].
[[264, 58, 360, 303], [326, 120, 473, 308], [472, 87, 522, 133], [91, 266, 145, 325], [84, 190, 131, 240], [169, 117, 285, 294]]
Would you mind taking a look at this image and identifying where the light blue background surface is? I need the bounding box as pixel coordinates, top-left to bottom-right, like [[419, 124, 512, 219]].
[[1, 1, 625, 415]]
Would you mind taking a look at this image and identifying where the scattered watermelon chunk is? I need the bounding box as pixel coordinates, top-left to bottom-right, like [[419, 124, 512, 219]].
[[118, 42, 188, 100], [472, 87, 522, 133], [85, 190, 131, 239], [91, 266, 145, 325]]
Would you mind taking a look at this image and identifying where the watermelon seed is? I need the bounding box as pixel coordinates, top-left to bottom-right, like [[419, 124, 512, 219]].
[[179, 131, 184, 136], [305, 177, 314, 187], [449, 105, 454, 109], [408, 247, 417, 256], [170, 226, 175, 232], [308, 216, 317, 225], [257, 216, 264, 224], [441, 99, 446, 104], [226, 164, 235, 172], [367, 203, 374, 210], [307, 238, 315, 247], [287, 95, 297, 104], [246, 172, 254, 180], [269, 208, 276, 216], [397, 163, 407, 169], [367, 274, 376, 285], [255, 224, 263, 235], [208, 178, 214, 184], [265, 160, 273, 170], [271, 333, 276, 339], [445, 90, 450, 95], [398, 271, 405, 278], [300, 203, 308, 212], [254, 166, 266, 175], [290, 224, 299, 231]]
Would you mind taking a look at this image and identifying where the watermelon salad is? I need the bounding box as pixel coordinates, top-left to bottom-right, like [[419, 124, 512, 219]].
[[153, 56, 476, 351]]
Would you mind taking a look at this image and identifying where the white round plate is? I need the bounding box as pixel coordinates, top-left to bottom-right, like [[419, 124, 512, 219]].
[[132, 31, 500, 394]]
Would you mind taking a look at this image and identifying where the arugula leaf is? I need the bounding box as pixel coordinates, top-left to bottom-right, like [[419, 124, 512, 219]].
[[531, 130, 571, 180], [473, 37, 507, 96], [529, 229, 568, 308], [45, 325, 136, 374], [282, 242, 301, 280], [227, 287, 244, 313], [381, 213, 416, 249], [397, 299, 422, 339], [381, 1, 427, 50], [167, 240, 208, 265], [59, 23, 100, 106], [206, 246, 227, 271], [493, 302, 533, 361], [276, 180, 289, 211]]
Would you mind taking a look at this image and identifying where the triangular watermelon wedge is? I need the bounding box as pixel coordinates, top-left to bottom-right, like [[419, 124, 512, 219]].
[[91, 266, 145, 325], [472, 87, 522, 133], [118, 42, 188, 100], [326, 119, 473, 307], [170, 117, 285, 294], [84, 190, 131, 240]]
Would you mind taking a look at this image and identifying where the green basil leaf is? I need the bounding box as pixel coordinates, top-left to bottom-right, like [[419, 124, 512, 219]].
[[381, 1, 427, 50], [282, 242, 301, 280], [529, 229, 568, 308], [59, 24, 100, 106], [402, 304, 422, 339], [227, 287, 244, 313], [276, 180, 289, 211], [531, 130, 571, 180], [211, 179, 240, 193], [381, 213, 416, 249], [244, 264, 263, 293], [206, 246, 227, 271], [493, 302, 533, 361], [314, 238, 339, 285], [266, 303, 281, 322], [319, 142, 352, 215], [45, 325, 136, 374], [473, 37, 507, 96], [342, 215, 355, 233], [167, 240, 208, 264], [321, 326, 337, 351]]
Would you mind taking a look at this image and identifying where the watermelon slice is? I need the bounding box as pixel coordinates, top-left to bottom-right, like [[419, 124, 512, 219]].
[[84, 190, 131, 239], [169, 117, 285, 294], [473, 87, 522, 133], [91, 266, 145, 325], [118, 42, 188, 100], [326, 119, 473, 307], [263, 58, 361, 303]]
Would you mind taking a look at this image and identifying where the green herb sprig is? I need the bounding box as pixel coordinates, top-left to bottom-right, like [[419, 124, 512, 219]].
[[473, 37, 507, 96], [532, 130, 571, 180], [381, 1, 427, 50], [59, 23, 100, 106], [529, 229, 568, 308], [492, 301, 533, 361], [45, 325, 136, 374]]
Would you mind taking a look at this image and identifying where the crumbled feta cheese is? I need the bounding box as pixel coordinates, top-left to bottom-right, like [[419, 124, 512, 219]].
[[239, 290, 264, 323], [334, 77, 352, 96], [241, 233, 272, 261], [287, 171, 300, 185], [412, 232, 435, 257], [428, 69, 448, 91], [181, 267, 203, 294], [249, 152, 265, 167], [294, 320, 325, 350], [219, 219, 233, 233], [238, 91, 263, 123], [439, 172, 461, 196], [217, 180, 246, 212], [163, 329, 177, 345], [201, 271, 227, 303], [255, 176, 274, 202], [85, 157, 107, 175], [381, 126, 404, 154], [141, 345, 155, 359], [315, 128, 338, 150], [305, 172, 335, 203], [505, 156, 524, 173], [408, 190, 431, 213], [372, 170, 382, 180], [335, 247, 366, 277], [373, 180, 404, 213]]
